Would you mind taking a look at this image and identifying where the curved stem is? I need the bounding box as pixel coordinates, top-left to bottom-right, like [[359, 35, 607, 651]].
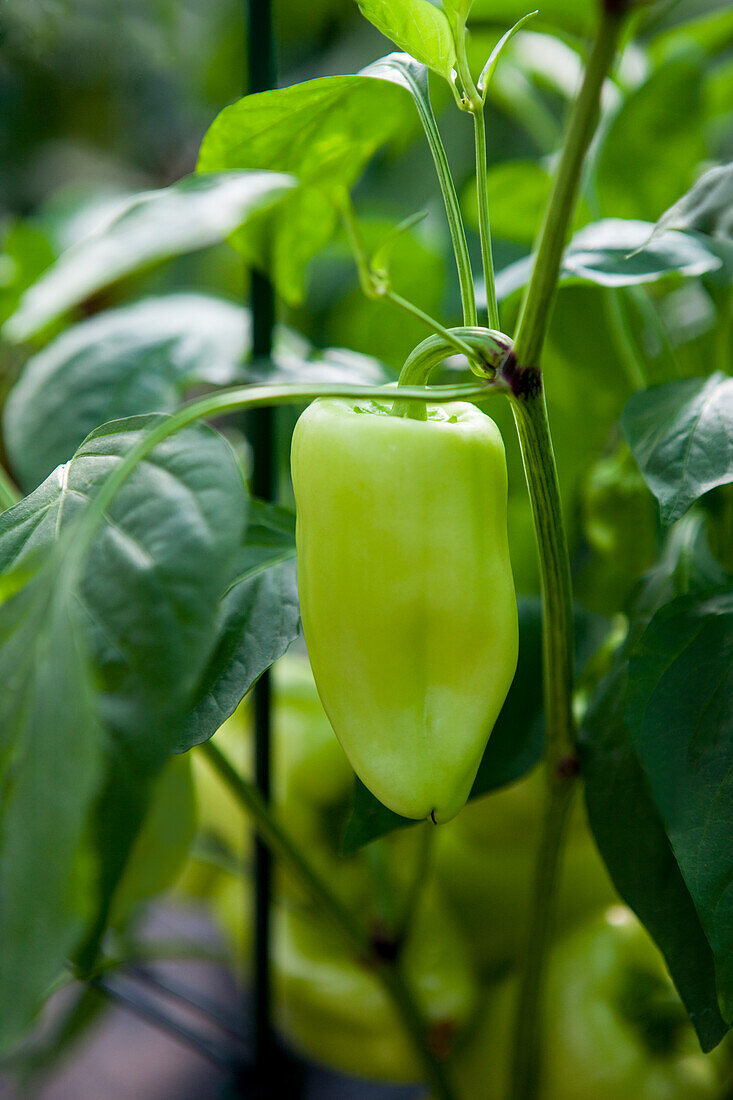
[[391, 327, 512, 419], [200, 739, 455, 1100], [385, 290, 480, 361]]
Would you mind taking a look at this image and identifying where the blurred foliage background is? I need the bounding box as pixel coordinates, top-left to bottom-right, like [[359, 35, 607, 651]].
[[0, 1, 731, 1094]]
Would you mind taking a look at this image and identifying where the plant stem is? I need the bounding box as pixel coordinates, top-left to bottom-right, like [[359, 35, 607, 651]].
[[604, 288, 647, 390], [391, 327, 511, 419], [385, 290, 480, 360], [337, 191, 478, 363], [200, 739, 455, 1100], [0, 464, 20, 512], [503, 7, 628, 1099], [397, 65, 477, 326], [507, 392, 576, 1100], [512, 6, 625, 370], [472, 107, 500, 330]]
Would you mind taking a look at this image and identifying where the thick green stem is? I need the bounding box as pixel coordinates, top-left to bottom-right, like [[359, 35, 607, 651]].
[[472, 108, 500, 330], [508, 391, 577, 1100], [513, 6, 625, 370], [502, 7, 628, 1098], [200, 740, 455, 1100]]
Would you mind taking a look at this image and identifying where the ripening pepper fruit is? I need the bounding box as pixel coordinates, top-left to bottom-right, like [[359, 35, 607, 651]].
[[291, 396, 518, 823]]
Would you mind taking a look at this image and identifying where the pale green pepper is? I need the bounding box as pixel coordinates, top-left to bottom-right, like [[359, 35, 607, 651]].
[[291, 396, 518, 822]]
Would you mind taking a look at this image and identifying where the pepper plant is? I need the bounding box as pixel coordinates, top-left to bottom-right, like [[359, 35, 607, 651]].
[[0, 1, 731, 1097]]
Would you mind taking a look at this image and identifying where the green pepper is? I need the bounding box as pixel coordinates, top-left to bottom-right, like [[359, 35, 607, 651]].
[[291, 396, 518, 823]]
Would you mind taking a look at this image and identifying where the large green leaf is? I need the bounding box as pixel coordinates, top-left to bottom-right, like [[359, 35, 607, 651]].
[[0, 416, 248, 961], [3, 293, 249, 491], [177, 500, 299, 752], [626, 591, 733, 1023], [581, 659, 729, 1052], [580, 517, 731, 1051], [0, 560, 102, 1053], [2, 172, 294, 342], [494, 218, 721, 302], [355, 0, 457, 80], [197, 75, 414, 304], [622, 373, 733, 525]]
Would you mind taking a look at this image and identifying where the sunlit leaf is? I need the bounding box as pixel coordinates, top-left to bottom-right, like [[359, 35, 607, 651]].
[[197, 75, 413, 303], [355, 0, 457, 80], [3, 172, 294, 342]]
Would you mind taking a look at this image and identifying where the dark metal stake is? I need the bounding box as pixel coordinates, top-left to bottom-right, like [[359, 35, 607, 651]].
[[246, 0, 277, 1089]]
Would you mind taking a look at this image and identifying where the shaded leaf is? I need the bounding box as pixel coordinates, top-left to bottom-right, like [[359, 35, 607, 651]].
[[623, 373, 733, 525], [580, 659, 729, 1052], [0, 416, 247, 963], [177, 501, 300, 752], [3, 172, 294, 342], [0, 560, 102, 1052], [652, 162, 733, 245], [580, 519, 731, 1051], [562, 219, 721, 287], [493, 219, 721, 303], [626, 591, 733, 1023]]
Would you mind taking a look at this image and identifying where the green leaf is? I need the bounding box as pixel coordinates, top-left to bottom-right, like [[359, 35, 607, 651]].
[[598, 54, 707, 223], [0, 416, 248, 963], [3, 293, 249, 491], [494, 218, 721, 302], [0, 560, 102, 1052], [625, 591, 733, 1024], [342, 600, 606, 851], [622, 374, 733, 525], [177, 501, 300, 752], [561, 219, 721, 287], [580, 659, 729, 1052], [580, 519, 730, 1051], [651, 163, 733, 246], [355, 0, 457, 80], [3, 172, 294, 342], [197, 76, 413, 304]]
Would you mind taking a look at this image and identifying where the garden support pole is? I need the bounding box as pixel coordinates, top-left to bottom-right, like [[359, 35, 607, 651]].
[[247, 0, 276, 1084]]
